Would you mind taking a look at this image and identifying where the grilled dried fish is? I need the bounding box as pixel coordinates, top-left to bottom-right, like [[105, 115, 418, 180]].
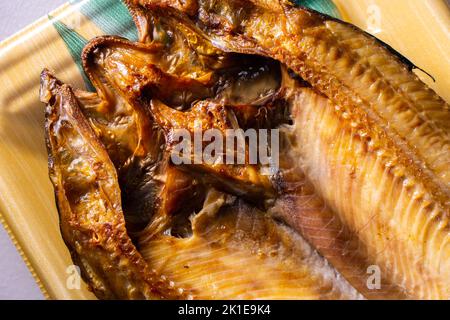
[[40, 70, 360, 301], [40, 0, 450, 300], [81, 26, 283, 202], [149, 99, 275, 199], [40, 69, 187, 299], [134, 0, 450, 299], [81, 37, 202, 230]]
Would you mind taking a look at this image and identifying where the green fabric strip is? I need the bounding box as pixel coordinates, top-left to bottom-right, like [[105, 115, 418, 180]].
[[294, 0, 341, 18], [70, 0, 138, 41], [50, 16, 95, 91]]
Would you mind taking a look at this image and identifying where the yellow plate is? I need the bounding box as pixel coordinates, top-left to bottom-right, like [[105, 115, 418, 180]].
[[0, 0, 448, 300]]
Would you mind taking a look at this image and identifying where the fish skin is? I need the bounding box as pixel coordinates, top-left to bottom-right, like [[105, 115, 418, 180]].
[[42, 3, 288, 299], [40, 73, 143, 171], [40, 71, 162, 231], [81, 36, 213, 231], [81, 32, 282, 204], [149, 99, 276, 200], [82, 36, 214, 109], [121, 1, 232, 83], [79, 41, 167, 230], [40, 69, 188, 299], [134, 0, 450, 299], [80, 36, 273, 221]]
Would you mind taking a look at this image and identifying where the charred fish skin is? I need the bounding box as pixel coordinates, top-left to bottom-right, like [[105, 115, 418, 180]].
[[135, 0, 450, 299], [40, 69, 189, 300]]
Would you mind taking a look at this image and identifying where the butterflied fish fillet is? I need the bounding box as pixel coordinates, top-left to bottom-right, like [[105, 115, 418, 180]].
[[40, 70, 362, 300], [134, 0, 450, 299]]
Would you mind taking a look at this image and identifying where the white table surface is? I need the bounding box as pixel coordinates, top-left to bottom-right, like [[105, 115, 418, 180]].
[[0, 0, 66, 300]]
